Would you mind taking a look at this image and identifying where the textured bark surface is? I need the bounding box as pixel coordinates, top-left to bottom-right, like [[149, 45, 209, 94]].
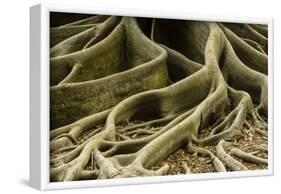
[[50, 13, 268, 182]]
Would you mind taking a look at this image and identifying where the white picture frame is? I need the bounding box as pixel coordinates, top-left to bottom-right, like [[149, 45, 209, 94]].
[[30, 3, 274, 191]]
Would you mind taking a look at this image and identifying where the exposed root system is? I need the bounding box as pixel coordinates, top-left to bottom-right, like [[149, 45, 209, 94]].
[[49, 14, 269, 182]]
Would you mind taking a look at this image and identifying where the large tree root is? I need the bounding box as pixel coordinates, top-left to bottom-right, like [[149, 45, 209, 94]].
[[229, 148, 268, 165], [216, 140, 248, 171], [50, 15, 109, 47], [50, 17, 169, 128], [49, 15, 268, 181]]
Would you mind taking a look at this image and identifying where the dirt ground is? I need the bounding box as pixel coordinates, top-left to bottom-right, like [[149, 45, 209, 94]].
[[152, 117, 268, 175]]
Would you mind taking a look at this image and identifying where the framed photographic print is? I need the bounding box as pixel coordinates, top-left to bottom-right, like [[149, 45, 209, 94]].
[[30, 3, 273, 190]]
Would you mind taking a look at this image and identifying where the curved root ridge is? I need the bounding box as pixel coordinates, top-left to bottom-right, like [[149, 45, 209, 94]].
[[216, 140, 248, 171]]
